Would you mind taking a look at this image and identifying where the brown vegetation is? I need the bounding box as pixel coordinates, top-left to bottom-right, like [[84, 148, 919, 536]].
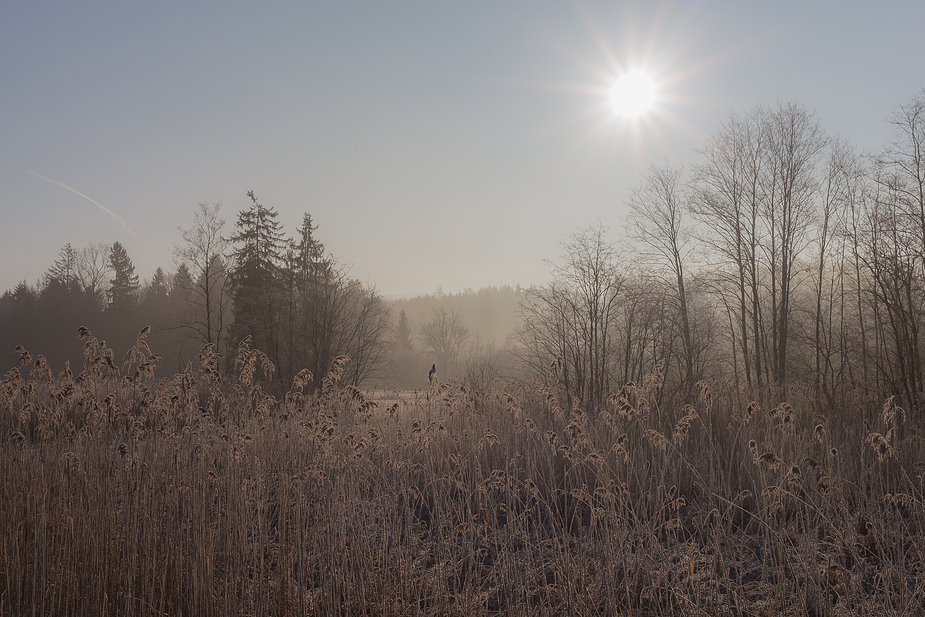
[[3, 329, 925, 615]]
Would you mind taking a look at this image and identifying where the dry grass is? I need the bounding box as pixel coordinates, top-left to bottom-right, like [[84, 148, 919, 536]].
[[3, 330, 925, 615]]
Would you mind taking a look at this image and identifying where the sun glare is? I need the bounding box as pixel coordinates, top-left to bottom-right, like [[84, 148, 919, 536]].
[[611, 70, 656, 118]]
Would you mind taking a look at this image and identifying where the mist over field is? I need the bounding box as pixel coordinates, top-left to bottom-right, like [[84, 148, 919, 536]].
[[4, 1, 925, 614]]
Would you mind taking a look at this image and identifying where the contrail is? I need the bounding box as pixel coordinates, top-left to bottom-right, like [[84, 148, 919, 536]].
[[28, 170, 133, 235]]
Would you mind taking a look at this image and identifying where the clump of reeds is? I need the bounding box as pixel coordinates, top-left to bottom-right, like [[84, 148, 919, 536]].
[[3, 333, 925, 615], [672, 404, 697, 444], [866, 432, 894, 462]]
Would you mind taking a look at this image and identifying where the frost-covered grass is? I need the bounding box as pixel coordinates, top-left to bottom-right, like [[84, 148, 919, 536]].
[[3, 330, 924, 615]]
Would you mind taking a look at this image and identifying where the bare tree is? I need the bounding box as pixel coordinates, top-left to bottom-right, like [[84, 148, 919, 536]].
[[811, 138, 861, 405], [420, 308, 470, 379], [692, 109, 766, 388], [877, 88, 925, 266], [283, 249, 392, 389], [77, 242, 112, 311], [843, 167, 874, 394], [627, 162, 697, 395], [864, 88, 925, 418], [173, 202, 233, 357], [339, 282, 392, 386], [610, 274, 662, 387], [761, 101, 828, 383], [517, 224, 624, 410], [859, 165, 925, 418]]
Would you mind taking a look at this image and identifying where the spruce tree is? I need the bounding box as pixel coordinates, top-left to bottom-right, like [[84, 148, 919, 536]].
[[293, 211, 340, 386], [40, 245, 89, 368], [172, 263, 193, 299], [295, 213, 327, 282], [396, 309, 414, 352], [148, 267, 170, 299], [45, 244, 81, 300], [229, 191, 285, 360], [108, 241, 139, 312]]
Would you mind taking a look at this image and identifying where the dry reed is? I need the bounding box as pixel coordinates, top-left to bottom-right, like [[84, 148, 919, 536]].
[[2, 331, 925, 615]]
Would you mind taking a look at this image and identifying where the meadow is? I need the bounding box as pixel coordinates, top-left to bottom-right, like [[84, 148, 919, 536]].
[[3, 328, 925, 616]]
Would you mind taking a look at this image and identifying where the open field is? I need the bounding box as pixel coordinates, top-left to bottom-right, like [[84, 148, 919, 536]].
[[3, 333, 925, 615]]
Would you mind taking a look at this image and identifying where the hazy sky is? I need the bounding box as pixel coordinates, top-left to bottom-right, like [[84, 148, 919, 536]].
[[2, 1, 924, 298]]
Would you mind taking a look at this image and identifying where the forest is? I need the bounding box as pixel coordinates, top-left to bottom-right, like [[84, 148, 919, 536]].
[[2, 92, 925, 615], [0, 195, 523, 392]]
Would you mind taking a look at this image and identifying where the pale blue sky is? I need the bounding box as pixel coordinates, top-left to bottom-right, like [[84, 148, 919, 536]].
[[2, 1, 923, 297]]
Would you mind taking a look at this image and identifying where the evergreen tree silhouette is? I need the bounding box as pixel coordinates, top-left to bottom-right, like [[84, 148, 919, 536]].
[[108, 241, 139, 312], [229, 191, 285, 360]]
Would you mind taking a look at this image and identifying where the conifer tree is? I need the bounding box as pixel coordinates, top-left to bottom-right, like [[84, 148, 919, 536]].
[[108, 241, 139, 312], [172, 263, 193, 298], [396, 309, 414, 352], [45, 244, 81, 300], [148, 267, 170, 299], [293, 212, 332, 375], [295, 213, 328, 281], [229, 191, 285, 361], [38, 245, 89, 369], [391, 308, 420, 387]]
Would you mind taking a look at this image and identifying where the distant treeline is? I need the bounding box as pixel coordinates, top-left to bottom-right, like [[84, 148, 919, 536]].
[[0, 217, 523, 391], [389, 286, 523, 388], [4, 90, 925, 416]]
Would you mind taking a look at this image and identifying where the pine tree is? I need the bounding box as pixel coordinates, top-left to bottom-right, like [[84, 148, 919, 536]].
[[396, 309, 414, 352], [148, 267, 170, 299], [230, 191, 285, 289], [229, 191, 285, 359], [40, 245, 90, 368], [390, 309, 421, 387], [138, 267, 172, 349], [0, 282, 39, 363], [295, 213, 328, 282], [45, 244, 81, 299], [172, 263, 193, 298], [142, 267, 171, 311], [292, 211, 341, 385], [108, 241, 139, 312]]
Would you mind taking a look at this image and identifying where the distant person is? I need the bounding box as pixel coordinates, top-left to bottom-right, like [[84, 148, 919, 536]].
[[428, 363, 437, 385]]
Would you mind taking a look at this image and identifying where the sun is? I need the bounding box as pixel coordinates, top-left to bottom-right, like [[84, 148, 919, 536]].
[[610, 70, 657, 118]]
